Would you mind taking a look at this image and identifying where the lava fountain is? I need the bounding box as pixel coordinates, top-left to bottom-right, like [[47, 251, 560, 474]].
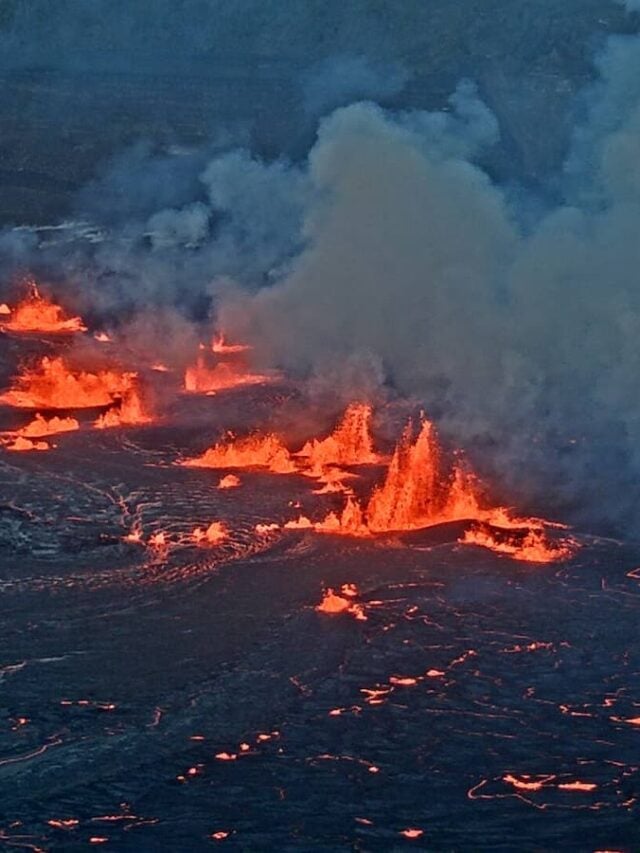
[[0, 280, 87, 334], [181, 433, 296, 474], [0, 356, 137, 410]]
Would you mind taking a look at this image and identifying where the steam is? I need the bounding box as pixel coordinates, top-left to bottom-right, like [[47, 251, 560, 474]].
[[3, 23, 640, 533]]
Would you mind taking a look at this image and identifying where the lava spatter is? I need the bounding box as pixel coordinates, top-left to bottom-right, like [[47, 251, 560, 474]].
[[0, 280, 87, 334]]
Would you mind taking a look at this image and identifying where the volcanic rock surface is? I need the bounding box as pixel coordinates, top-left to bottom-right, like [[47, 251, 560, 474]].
[[0, 332, 638, 851]]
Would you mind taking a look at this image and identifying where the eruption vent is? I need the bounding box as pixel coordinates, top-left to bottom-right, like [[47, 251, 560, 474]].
[[14, 413, 79, 438], [0, 356, 136, 410], [182, 433, 296, 474], [289, 411, 576, 561], [0, 281, 87, 334], [192, 521, 228, 545], [184, 335, 269, 394], [460, 523, 575, 563], [94, 386, 151, 429], [297, 402, 380, 470]]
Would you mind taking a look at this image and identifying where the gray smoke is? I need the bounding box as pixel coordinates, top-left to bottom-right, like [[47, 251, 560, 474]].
[[2, 13, 640, 533]]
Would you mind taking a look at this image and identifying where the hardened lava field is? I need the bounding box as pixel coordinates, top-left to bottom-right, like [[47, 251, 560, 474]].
[[0, 307, 638, 852]]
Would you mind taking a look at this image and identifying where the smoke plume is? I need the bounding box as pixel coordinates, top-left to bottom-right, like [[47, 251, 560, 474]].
[[3, 16, 640, 533]]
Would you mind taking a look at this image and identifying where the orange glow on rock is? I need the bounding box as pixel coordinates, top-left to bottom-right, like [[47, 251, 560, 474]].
[[0, 356, 136, 410], [182, 433, 295, 474], [0, 281, 87, 334]]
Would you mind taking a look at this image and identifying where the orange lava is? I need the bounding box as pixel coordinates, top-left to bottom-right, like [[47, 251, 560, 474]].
[[316, 585, 366, 621], [460, 523, 575, 563], [211, 332, 251, 354], [287, 412, 574, 562], [14, 413, 79, 437], [184, 355, 268, 394], [400, 829, 424, 840], [182, 433, 296, 473], [0, 281, 86, 333], [366, 418, 481, 531], [503, 773, 555, 791], [6, 436, 49, 452], [0, 356, 136, 410], [218, 474, 241, 489], [47, 819, 79, 830], [192, 521, 228, 544], [557, 781, 598, 792], [94, 385, 151, 429], [297, 402, 380, 471]]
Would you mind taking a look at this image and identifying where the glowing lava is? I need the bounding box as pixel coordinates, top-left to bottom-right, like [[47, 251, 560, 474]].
[[316, 584, 366, 620], [211, 333, 251, 354], [184, 333, 268, 394], [460, 523, 575, 563], [0, 281, 86, 333], [286, 412, 575, 561], [182, 433, 296, 473], [192, 521, 228, 545], [5, 436, 49, 452], [13, 413, 79, 437], [297, 403, 380, 471], [218, 474, 241, 489], [184, 356, 268, 394], [0, 356, 136, 410], [94, 385, 151, 429]]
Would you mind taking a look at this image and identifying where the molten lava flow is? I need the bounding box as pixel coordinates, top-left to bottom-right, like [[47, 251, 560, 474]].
[[460, 523, 575, 563], [184, 331, 272, 393], [6, 436, 49, 452], [218, 474, 240, 489], [367, 418, 460, 531], [0, 356, 136, 410], [287, 413, 574, 561], [192, 521, 228, 545], [211, 333, 251, 354], [315, 584, 367, 620], [297, 403, 380, 471], [0, 281, 87, 333], [182, 433, 296, 474], [314, 494, 369, 536], [94, 385, 151, 429], [14, 413, 79, 437]]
